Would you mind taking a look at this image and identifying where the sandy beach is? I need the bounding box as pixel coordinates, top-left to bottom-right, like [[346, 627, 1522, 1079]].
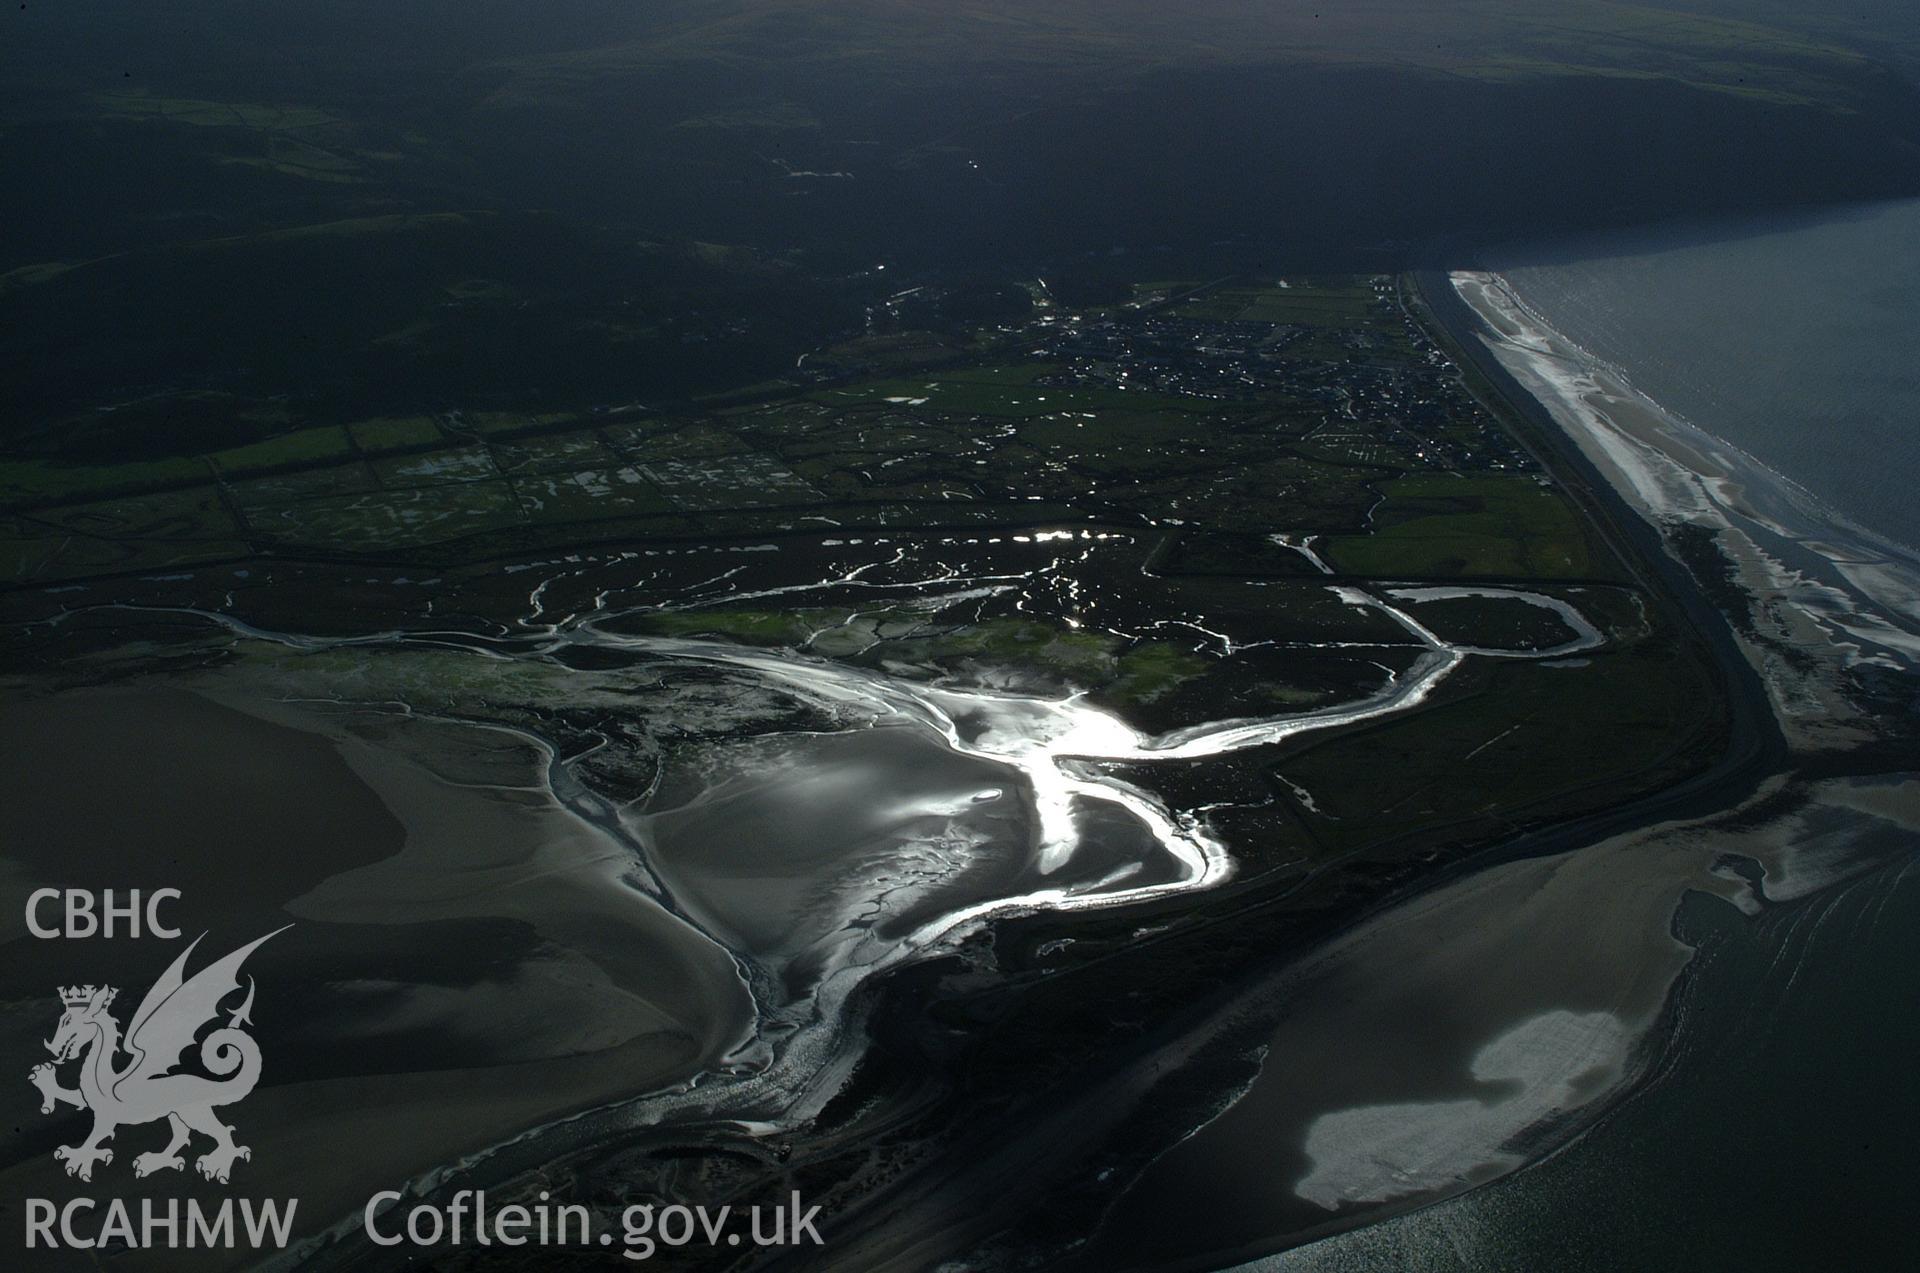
[[0, 683, 750, 1267], [1450, 269, 1920, 746]]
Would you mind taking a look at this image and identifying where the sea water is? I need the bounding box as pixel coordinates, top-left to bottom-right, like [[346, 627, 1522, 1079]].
[[1264, 200, 1920, 1270], [1493, 198, 1920, 552]]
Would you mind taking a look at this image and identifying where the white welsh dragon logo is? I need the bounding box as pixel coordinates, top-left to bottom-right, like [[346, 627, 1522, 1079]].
[[28, 928, 287, 1184]]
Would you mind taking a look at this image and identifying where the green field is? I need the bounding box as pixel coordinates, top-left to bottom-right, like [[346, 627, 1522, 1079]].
[[210, 428, 357, 476], [1278, 643, 1719, 856], [628, 607, 1215, 706], [1325, 475, 1595, 578], [0, 275, 1613, 583], [348, 417, 446, 454]]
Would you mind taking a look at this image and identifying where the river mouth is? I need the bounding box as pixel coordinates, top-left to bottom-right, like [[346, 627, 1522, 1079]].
[[642, 723, 1179, 992], [0, 525, 1664, 1261]]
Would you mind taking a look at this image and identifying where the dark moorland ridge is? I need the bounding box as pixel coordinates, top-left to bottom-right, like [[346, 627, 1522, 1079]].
[[6, 1, 1920, 453]]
